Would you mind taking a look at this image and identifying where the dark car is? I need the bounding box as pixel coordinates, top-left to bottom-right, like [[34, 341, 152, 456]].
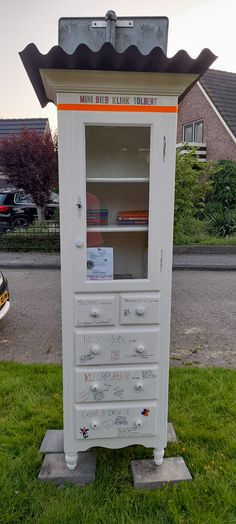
[[0, 272, 10, 320], [0, 189, 59, 227]]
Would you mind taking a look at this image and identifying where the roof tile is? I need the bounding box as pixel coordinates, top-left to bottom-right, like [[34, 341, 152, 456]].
[[200, 69, 236, 137]]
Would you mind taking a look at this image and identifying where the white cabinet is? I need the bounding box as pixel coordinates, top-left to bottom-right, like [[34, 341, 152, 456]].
[[58, 90, 177, 469]]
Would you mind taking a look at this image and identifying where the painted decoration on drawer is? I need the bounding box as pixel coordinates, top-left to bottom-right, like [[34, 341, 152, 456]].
[[120, 293, 160, 324], [74, 294, 118, 326], [75, 402, 157, 439], [75, 365, 158, 402], [75, 328, 159, 365]]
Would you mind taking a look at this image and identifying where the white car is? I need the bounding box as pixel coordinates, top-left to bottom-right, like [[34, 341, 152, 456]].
[[0, 272, 10, 320]]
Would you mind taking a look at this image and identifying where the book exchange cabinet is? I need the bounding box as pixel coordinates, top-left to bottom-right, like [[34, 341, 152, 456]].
[[57, 83, 181, 469], [20, 13, 215, 472]]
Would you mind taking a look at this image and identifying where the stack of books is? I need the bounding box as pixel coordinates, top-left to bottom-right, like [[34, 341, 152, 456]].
[[117, 210, 148, 226], [87, 209, 108, 226]]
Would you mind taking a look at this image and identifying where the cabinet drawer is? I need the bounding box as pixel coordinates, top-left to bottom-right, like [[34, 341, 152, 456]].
[[75, 401, 157, 439], [75, 328, 159, 366], [75, 365, 158, 403], [74, 294, 118, 327], [120, 293, 160, 325]]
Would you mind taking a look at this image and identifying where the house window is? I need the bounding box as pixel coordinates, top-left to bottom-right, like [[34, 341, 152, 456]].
[[183, 120, 203, 143]]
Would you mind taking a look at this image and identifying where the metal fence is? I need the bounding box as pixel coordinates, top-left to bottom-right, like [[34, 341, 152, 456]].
[[0, 221, 60, 252]]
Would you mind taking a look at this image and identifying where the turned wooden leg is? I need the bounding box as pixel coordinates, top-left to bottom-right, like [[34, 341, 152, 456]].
[[153, 448, 164, 466], [65, 452, 78, 471]]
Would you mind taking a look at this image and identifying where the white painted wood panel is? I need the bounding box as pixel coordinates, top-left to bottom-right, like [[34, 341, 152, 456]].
[[74, 327, 159, 365], [75, 401, 157, 439], [120, 293, 160, 324], [74, 294, 118, 326], [75, 365, 159, 403]]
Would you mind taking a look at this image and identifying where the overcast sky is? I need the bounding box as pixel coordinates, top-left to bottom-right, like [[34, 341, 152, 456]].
[[0, 0, 235, 130]]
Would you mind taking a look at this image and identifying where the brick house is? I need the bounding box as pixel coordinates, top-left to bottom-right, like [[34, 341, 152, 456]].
[[0, 118, 50, 188], [177, 69, 236, 162]]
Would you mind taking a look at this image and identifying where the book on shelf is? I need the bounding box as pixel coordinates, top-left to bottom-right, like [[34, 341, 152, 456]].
[[87, 208, 108, 225], [117, 210, 148, 225]]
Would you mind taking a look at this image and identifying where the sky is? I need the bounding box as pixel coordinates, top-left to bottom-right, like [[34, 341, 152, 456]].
[[0, 0, 235, 131]]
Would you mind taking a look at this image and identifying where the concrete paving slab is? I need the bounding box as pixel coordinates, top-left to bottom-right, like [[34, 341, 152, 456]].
[[39, 429, 64, 453], [38, 451, 97, 485], [39, 424, 177, 454], [131, 456, 192, 489]]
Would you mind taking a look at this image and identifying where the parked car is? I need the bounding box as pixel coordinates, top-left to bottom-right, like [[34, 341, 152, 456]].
[[0, 189, 59, 227], [0, 272, 10, 320]]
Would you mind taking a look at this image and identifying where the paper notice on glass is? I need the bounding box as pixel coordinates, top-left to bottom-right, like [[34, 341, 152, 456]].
[[87, 247, 113, 280]]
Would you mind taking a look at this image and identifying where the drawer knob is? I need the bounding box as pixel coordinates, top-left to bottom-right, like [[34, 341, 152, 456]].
[[75, 238, 84, 247], [91, 383, 100, 392], [135, 419, 143, 428], [91, 344, 100, 355], [136, 306, 145, 316], [136, 345, 145, 354], [135, 382, 144, 391], [91, 308, 99, 318], [91, 420, 99, 430]]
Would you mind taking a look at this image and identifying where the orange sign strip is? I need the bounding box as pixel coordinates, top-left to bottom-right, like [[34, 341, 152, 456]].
[[57, 103, 178, 113]]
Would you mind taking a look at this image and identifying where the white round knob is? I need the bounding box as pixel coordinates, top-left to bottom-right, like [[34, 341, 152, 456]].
[[91, 420, 99, 430], [136, 306, 145, 316], [75, 239, 84, 247], [91, 309, 99, 318], [135, 419, 143, 428], [91, 383, 100, 392], [91, 344, 100, 355], [135, 382, 143, 391], [136, 345, 145, 354]]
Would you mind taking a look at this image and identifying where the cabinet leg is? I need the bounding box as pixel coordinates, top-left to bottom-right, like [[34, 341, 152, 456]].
[[65, 452, 78, 471], [153, 448, 164, 466]]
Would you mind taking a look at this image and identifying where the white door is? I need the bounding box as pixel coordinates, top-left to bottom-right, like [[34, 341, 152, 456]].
[[59, 111, 167, 293]]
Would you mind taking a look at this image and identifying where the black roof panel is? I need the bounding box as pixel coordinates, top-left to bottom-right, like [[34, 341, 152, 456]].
[[20, 42, 216, 108]]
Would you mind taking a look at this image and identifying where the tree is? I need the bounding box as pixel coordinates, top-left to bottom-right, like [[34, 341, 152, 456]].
[[0, 130, 58, 221]]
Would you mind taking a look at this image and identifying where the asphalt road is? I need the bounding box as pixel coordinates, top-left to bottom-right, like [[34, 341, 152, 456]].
[[0, 269, 235, 367]]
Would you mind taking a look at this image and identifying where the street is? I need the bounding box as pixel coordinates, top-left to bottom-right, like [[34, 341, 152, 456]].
[[0, 268, 235, 367]]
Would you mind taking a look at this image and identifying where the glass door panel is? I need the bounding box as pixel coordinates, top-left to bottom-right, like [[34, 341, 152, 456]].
[[85, 125, 150, 281]]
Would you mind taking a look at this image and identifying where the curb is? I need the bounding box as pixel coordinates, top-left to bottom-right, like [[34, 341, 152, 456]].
[[173, 265, 236, 271], [0, 263, 60, 270], [174, 245, 236, 254], [1, 262, 236, 271]]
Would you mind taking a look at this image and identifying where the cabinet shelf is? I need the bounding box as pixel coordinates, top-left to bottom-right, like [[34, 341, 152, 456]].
[[87, 177, 149, 183], [87, 225, 148, 232]]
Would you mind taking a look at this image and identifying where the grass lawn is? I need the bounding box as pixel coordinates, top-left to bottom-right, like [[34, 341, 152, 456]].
[[0, 362, 235, 524]]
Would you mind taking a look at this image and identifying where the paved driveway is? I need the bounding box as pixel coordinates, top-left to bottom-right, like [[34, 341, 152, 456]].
[[0, 269, 235, 367]]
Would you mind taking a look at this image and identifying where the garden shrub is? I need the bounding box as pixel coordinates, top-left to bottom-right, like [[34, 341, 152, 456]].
[[205, 160, 236, 236], [206, 159, 236, 208], [174, 147, 209, 242]]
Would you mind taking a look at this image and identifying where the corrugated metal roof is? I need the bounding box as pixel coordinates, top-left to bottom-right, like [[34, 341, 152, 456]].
[[200, 69, 236, 138], [19, 42, 216, 108], [0, 118, 49, 137]]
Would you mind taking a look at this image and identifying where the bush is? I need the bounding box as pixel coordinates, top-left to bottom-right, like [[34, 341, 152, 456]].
[[206, 206, 236, 237], [174, 148, 209, 240], [204, 160, 236, 236], [207, 159, 236, 208]]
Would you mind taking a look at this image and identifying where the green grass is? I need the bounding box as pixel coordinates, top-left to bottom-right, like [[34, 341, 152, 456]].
[[0, 362, 236, 524]]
